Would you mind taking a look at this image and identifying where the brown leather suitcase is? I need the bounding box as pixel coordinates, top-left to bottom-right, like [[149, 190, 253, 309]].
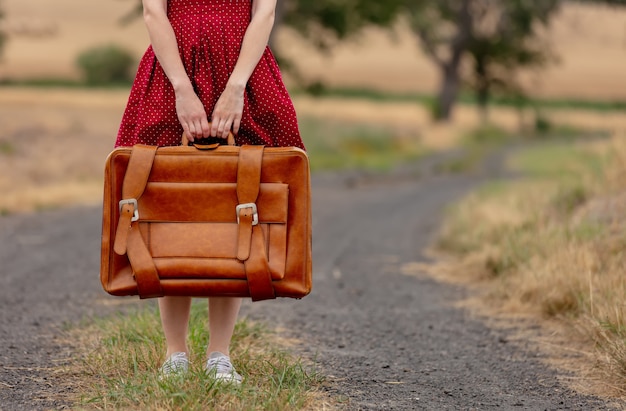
[[100, 143, 312, 301]]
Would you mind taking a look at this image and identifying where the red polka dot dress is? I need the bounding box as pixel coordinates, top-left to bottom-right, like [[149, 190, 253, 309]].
[[115, 0, 304, 150]]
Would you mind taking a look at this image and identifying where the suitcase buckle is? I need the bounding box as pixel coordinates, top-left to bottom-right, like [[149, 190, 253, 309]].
[[119, 199, 139, 222], [236, 203, 258, 226]]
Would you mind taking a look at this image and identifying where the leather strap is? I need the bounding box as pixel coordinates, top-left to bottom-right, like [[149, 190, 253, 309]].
[[126, 222, 164, 298], [113, 145, 163, 298], [237, 145, 263, 205], [236, 145, 275, 301], [113, 145, 157, 255], [245, 224, 276, 301]]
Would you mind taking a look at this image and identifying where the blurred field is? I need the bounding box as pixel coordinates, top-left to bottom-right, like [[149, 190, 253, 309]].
[[1, 1, 626, 100], [0, 1, 625, 213], [1, 86, 624, 214]]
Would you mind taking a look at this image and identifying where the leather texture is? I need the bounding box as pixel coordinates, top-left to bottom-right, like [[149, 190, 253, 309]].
[[100, 143, 312, 301]]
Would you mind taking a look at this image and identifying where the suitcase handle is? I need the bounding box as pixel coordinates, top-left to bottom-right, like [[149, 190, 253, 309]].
[[181, 128, 236, 150]]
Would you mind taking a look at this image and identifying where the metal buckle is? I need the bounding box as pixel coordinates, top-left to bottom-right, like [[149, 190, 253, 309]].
[[236, 203, 258, 226], [119, 198, 139, 222]]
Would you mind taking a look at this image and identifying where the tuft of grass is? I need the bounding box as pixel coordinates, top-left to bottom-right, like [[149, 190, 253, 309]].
[[509, 141, 607, 181], [299, 117, 424, 172], [462, 123, 512, 148], [69, 302, 330, 410], [0, 141, 15, 155], [435, 133, 626, 393]]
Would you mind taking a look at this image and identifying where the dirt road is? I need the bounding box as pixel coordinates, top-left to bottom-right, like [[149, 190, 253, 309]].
[[0, 152, 622, 410]]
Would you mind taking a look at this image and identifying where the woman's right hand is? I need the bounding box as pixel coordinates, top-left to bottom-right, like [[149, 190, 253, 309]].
[[175, 86, 211, 142]]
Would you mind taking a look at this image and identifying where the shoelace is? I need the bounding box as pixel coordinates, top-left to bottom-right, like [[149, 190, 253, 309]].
[[207, 356, 234, 374], [162, 353, 189, 374]]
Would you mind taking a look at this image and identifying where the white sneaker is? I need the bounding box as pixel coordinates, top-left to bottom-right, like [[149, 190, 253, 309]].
[[159, 352, 189, 378], [205, 352, 243, 384]]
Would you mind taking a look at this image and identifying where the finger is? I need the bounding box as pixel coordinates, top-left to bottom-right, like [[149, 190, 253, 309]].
[[200, 117, 211, 138], [196, 119, 205, 137], [232, 117, 241, 135], [217, 119, 229, 139], [182, 124, 194, 142], [188, 122, 198, 139], [222, 123, 232, 139], [210, 119, 219, 137]]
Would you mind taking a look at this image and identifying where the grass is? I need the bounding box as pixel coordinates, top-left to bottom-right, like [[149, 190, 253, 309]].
[[293, 86, 626, 113], [434, 121, 604, 175], [299, 116, 424, 172], [434, 133, 626, 395], [0, 77, 133, 89], [0, 141, 16, 155], [6, 77, 625, 113], [68, 301, 331, 410]]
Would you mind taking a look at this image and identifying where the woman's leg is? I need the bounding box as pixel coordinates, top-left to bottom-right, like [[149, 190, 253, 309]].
[[158, 296, 192, 357], [207, 297, 242, 356]]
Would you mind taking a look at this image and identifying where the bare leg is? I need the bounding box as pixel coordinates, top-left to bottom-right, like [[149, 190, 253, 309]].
[[206, 297, 242, 356], [158, 296, 192, 358]]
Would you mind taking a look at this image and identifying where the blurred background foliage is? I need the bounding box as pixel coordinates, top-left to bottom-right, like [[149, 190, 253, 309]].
[[111, 0, 625, 123]]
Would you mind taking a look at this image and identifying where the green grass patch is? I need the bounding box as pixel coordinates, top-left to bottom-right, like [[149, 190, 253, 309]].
[[462, 124, 512, 147], [293, 85, 435, 105], [0, 141, 15, 155], [509, 142, 608, 181], [73, 302, 327, 410], [0, 77, 132, 89], [300, 117, 424, 172], [434, 124, 515, 174], [294, 86, 626, 113]]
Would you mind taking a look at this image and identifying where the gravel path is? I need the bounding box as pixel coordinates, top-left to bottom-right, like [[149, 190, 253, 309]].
[[0, 151, 622, 410]]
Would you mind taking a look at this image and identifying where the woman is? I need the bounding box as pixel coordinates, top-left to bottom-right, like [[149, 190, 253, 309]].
[[115, 0, 304, 383]]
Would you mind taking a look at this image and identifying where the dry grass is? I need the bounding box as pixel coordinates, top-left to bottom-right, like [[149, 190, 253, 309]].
[[61, 303, 337, 410], [0, 88, 127, 214], [1, 0, 626, 213], [424, 133, 626, 399], [1, 86, 624, 214]]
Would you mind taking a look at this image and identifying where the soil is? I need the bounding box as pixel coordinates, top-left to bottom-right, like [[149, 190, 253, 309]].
[[1, 149, 624, 410]]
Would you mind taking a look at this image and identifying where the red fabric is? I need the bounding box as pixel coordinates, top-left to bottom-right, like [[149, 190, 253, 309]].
[[116, 0, 304, 149]]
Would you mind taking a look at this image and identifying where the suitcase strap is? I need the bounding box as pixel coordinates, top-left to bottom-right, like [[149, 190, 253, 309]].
[[236, 146, 276, 301], [114, 144, 275, 301], [113, 144, 163, 298]]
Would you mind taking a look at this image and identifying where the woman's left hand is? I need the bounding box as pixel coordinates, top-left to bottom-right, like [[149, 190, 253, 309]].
[[210, 83, 245, 139]]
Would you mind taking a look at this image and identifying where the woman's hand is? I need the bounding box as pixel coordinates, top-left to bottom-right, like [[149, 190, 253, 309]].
[[175, 86, 211, 142], [210, 83, 245, 139]]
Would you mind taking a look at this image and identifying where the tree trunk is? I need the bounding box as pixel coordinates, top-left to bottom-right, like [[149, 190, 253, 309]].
[[477, 85, 489, 123], [435, 64, 461, 121], [432, 0, 472, 122], [475, 57, 490, 123]]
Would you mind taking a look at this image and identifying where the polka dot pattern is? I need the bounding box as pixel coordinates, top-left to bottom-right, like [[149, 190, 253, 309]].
[[115, 0, 304, 150]]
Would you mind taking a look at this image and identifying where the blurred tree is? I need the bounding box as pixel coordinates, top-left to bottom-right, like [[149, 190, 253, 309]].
[[405, 0, 560, 122], [277, 0, 407, 91], [405, 1, 473, 121], [465, 0, 560, 122], [280, 0, 406, 51]]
